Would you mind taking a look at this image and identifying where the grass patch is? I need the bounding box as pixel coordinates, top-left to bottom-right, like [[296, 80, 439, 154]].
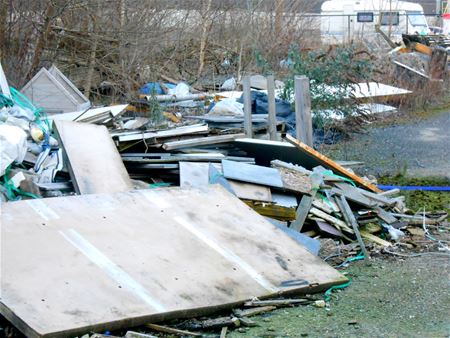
[[378, 175, 450, 215]]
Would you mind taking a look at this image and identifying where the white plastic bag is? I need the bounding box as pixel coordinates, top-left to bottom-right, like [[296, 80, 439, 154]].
[[0, 124, 28, 176], [221, 77, 237, 90], [167, 82, 190, 98], [209, 99, 244, 116]]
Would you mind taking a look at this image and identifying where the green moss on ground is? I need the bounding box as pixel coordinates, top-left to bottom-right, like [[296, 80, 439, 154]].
[[378, 175, 450, 216]]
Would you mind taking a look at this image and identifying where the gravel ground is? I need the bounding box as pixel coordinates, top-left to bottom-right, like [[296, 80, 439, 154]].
[[227, 255, 450, 338], [323, 110, 450, 178]]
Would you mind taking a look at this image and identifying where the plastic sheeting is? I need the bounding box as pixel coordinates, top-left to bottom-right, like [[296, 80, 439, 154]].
[[0, 125, 28, 176]]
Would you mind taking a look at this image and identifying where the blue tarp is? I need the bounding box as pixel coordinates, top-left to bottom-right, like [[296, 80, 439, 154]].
[[237, 91, 296, 132], [139, 82, 176, 95]]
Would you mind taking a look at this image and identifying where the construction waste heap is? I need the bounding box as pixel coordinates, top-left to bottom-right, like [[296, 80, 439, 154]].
[[0, 58, 448, 338]]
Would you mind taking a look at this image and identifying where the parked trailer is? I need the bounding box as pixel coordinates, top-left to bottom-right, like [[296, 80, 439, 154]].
[[321, 0, 429, 44]]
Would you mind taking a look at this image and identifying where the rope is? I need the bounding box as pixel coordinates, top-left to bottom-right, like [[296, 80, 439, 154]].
[[378, 185, 450, 191], [324, 278, 352, 302]]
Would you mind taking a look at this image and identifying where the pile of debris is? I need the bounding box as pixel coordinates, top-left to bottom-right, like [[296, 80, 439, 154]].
[[1, 62, 447, 338]]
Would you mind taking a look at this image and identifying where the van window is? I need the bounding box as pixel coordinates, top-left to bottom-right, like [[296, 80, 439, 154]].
[[407, 11, 427, 26], [380, 12, 399, 26], [357, 12, 374, 22]]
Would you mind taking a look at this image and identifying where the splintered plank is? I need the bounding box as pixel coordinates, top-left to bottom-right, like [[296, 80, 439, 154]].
[[53, 120, 132, 195], [222, 160, 283, 188], [1, 185, 346, 338]]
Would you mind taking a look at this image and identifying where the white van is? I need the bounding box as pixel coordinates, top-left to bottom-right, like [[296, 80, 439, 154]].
[[321, 0, 430, 44]]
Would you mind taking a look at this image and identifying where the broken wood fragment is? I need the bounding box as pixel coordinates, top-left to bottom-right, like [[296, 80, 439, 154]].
[[200, 316, 240, 329], [238, 316, 258, 327], [290, 195, 314, 232], [125, 331, 158, 338], [309, 207, 352, 233], [233, 306, 277, 318], [162, 133, 245, 150], [220, 326, 228, 338], [339, 196, 369, 259], [244, 298, 310, 307], [146, 323, 202, 337], [360, 231, 392, 247]]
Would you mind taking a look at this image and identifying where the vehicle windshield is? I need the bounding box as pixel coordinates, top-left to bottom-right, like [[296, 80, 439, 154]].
[[407, 11, 428, 26]]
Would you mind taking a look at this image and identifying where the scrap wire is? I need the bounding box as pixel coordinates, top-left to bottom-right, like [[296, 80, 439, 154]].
[[422, 207, 450, 251], [382, 248, 450, 258]]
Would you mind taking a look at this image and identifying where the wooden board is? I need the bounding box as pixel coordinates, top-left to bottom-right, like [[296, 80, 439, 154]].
[[179, 162, 209, 188], [222, 160, 283, 188], [1, 186, 347, 338], [228, 180, 272, 202], [162, 133, 245, 151], [235, 138, 380, 192], [53, 120, 132, 194]]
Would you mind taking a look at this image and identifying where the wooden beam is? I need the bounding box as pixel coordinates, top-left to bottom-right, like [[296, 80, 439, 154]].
[[339, 196, 369, 259], [294, 76, 313, 147], [242, 75, 253, 138], [290, 194, 313, 232], [162, 133, 245, 150], [146, 324, 201, 337], [266, 75, 277, 141]]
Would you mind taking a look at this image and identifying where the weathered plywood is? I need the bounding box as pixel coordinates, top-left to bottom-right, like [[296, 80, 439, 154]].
[[1, 186, 347, 338], [228, 180, 272, 202], [222, 160, 283, 188], [179, 162, 209, 188], [53, 120, 132, 194]]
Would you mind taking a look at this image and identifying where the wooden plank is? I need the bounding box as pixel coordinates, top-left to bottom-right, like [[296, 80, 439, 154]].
[[315, 220, 343, 238], [114, 124, 209, 143], [222, 160, 283, 188], [266, 75, 277, 141], [284, 134, 381, 192], [378, 189, 400, 197], [290, 195, 313, 232], [339, 196, 369, 259], [242, 76, 253, 138], [375, 207, 398, 224], [53, 120, 132, 195], [1, 185, 347, 338], [233, 306, 276, 318], [179, 162, 210, 188], [294, 76, 313, 147], [220, 326, 228, 338], [244, 201, 297, 221], [244, 299, 310, 307], [146, 324, 201, 337], [332, 183, 377, 208], [163, 133, 245, 150], [309, 207, 353, 234], [228, 180, 272, 202], [360, 231, 392, 247], [359, 189, 397, 206]]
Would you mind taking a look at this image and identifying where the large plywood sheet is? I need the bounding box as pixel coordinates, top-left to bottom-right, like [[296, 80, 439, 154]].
[[53, 120, 132, 194], [1, 186, 346, 338]]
